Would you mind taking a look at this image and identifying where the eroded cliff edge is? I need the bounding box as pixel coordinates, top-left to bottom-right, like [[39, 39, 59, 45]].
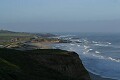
[[0, 48, 91, 80]]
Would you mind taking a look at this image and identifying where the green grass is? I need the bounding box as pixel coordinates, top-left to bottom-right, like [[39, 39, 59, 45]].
[[27, 49, 69, 55], [0, 49, 66, 80], [0, 48, 88, 80], [0, 32, 33, 36], [0, 58, 19, 69], [0, 57, 22, 80], [0, 32, 34, 46]]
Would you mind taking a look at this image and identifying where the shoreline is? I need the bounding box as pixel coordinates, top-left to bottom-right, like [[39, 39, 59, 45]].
[[24, 42, 118, 80], [89, 72, 117, 80]]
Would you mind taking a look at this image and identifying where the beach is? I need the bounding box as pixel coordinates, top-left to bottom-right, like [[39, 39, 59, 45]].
[[26, 42, 53, 49], [52, 33, 120, 80], [31, 42, 118, 80]]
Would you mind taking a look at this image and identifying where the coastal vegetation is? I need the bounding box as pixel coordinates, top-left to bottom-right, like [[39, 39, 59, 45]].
[[0, 30, 59, 49], [0, 30, 91, 80], [0, 48, 91, 80]]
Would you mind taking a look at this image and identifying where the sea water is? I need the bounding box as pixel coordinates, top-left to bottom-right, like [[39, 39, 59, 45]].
[[52, 32, 120, 80]]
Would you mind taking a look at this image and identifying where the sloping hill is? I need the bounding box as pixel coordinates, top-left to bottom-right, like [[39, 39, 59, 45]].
[[0, 30, 33, 36], [0, 48, 91, 80], [0, 30, 16, 33]]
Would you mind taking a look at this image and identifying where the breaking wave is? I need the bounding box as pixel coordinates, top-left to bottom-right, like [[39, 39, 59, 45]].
[[52, 34, 120, 80]]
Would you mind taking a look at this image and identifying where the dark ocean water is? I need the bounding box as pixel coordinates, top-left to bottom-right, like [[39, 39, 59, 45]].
[[52, 32, 120, 80]]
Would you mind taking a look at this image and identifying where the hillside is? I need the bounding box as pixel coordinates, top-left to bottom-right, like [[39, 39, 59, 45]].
[[0, 30, 57, 48], [0, 30, 17, 33], [0, 48, 91, 80], [0, 30, 33, 36]]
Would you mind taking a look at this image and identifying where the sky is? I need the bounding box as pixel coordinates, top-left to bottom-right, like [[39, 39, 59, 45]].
[[0, 0, 120, 33]]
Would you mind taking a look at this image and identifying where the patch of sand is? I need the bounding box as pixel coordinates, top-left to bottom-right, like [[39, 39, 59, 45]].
[[28, 42, 53, 49]]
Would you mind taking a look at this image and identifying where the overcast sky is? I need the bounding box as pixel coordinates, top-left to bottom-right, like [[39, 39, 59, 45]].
[[0, 0, 120, 33]]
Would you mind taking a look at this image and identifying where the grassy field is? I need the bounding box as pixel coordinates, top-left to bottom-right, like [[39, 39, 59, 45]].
[[0, 33, 32, 36], [0, 31, 35, 46]]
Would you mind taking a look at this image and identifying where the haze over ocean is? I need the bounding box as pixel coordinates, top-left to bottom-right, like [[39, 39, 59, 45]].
[[0, 0, 120, 33], [1, 0, 120, 80]]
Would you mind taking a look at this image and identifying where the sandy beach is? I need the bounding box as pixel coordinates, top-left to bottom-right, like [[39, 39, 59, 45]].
[[27, 42, 53, 49], [25, 42, 118, 80]]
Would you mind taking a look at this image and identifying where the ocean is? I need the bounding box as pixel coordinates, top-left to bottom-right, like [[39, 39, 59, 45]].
[[52, 32, 120, 80]]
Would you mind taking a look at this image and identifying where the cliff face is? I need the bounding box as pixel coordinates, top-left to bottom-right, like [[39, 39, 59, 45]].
[[0, 48, 91, 80]]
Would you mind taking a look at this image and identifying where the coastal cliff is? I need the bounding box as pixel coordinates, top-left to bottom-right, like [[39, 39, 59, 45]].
[[0, 48, 91, 80]]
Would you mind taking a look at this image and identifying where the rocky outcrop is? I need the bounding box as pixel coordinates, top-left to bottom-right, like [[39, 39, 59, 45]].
[[0, 48, 91, 80]]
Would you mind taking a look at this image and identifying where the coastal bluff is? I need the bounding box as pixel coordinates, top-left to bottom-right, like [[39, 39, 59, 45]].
[[0, 48, 91, 80]]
